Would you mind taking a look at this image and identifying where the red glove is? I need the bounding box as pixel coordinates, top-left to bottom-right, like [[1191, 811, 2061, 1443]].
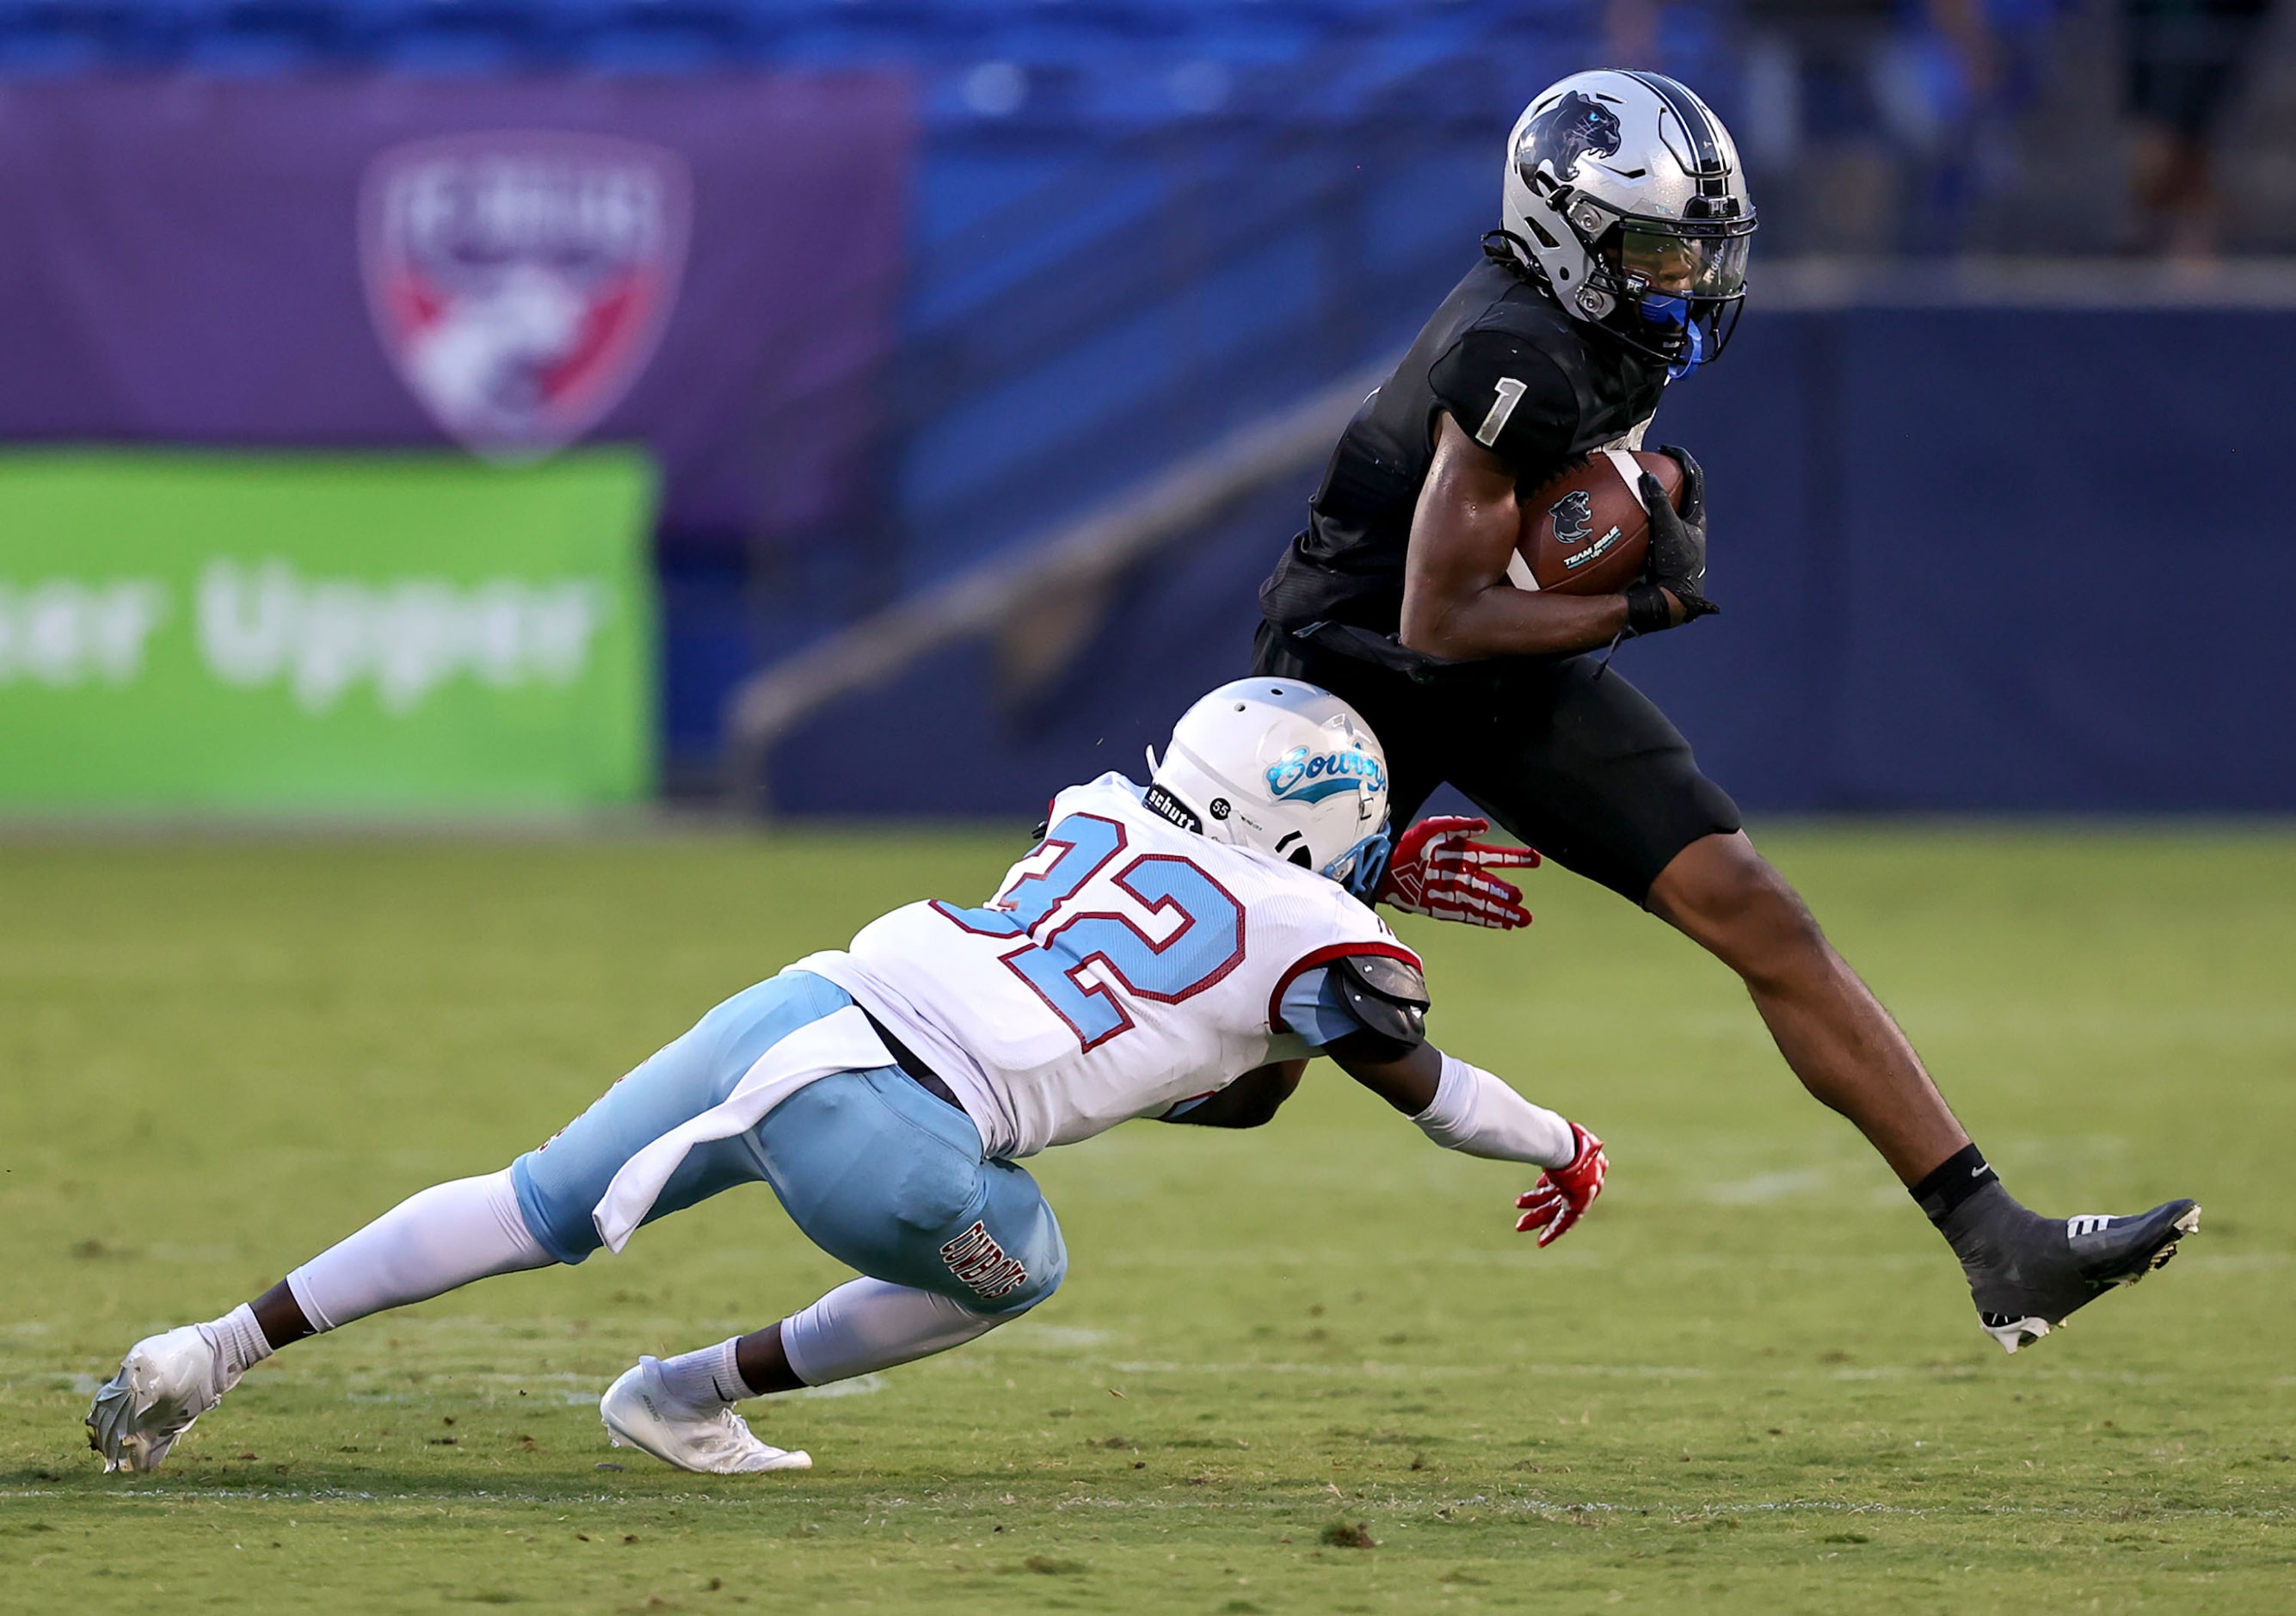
[[1514, 1123, 1608, 1248], [1376, 817, 1540, 929]]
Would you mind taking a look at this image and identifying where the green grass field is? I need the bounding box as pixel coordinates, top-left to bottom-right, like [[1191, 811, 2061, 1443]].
[[3, 824, 2292, 1613]]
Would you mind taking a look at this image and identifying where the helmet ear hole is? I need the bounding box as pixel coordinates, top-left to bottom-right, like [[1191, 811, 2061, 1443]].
[[1289, 848, 1313, 869]]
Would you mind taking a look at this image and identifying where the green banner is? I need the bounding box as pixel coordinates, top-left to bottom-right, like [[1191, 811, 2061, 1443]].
[[0, 451, 656, 811]]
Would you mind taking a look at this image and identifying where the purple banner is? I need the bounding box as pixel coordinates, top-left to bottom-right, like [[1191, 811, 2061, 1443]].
[[0, 74, 913, 543]]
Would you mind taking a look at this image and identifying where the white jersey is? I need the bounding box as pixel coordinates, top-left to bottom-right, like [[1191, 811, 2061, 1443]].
[[796, 774, 1411, 1160]]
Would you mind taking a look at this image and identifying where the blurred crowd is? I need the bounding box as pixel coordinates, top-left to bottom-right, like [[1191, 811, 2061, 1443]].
[[0, 1, 2287, 260], [1613, 0, 2285, 260]]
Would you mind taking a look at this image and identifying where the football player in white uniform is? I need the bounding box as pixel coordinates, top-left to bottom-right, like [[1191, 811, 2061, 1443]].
[[86, 680, 1605, 1477]]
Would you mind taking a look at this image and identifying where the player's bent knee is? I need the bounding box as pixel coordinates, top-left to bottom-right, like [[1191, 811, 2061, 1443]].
[[991, 1241, 1066, 1314], [1653, 835, 1826, 971], [1717, 886, 1826, 978], [953, 1200, 1067, 1317], [1024, 1221, 1069, 1305], [510, 1153, 609, 1266], [1722, 863, 1822, 949]]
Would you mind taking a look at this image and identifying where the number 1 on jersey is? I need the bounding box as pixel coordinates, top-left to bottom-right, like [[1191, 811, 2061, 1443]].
[[1474, 375, 1527, 447]]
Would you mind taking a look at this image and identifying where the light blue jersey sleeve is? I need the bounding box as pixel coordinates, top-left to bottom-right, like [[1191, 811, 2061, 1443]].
[[1277, 965, 1369, 1049], [1158, 968, 1370, 1121]]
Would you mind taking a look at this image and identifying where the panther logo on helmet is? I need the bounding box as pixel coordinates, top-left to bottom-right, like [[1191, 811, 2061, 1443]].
[[1501, 71, 1756, 372], [1517, 90, 1622, 186], [1548, 489, 1596, 548]]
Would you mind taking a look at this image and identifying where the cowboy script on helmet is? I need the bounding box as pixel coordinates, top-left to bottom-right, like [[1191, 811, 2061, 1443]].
[[1498, 70, 1756, 377], [1148, 680, 1394, 897]]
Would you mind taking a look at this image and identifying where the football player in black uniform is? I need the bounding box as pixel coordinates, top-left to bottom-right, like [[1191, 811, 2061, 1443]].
[[1254, 70, 2199, 1354]]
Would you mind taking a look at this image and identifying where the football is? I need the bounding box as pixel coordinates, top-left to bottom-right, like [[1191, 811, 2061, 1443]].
[[1511, 448, 1685, 595]]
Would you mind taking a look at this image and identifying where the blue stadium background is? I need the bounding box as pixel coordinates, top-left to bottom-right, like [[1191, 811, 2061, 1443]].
[[8, 0, 2294, 815]]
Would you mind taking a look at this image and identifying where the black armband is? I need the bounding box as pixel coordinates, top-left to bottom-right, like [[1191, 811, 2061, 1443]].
[[1330, 953, 1431, 1056], [1624, 583, 1674, 636]]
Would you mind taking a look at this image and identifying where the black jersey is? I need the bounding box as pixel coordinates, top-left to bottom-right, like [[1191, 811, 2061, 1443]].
[[1259, 254, 1669, 643]]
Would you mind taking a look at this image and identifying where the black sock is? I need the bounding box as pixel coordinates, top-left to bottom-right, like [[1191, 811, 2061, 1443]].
[[1909, 1142, 1999, 1228]]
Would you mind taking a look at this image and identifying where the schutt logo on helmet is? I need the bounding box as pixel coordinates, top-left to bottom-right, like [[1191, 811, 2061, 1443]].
[[359, 133, 692, 461], [1517, 90, 1622, 186]]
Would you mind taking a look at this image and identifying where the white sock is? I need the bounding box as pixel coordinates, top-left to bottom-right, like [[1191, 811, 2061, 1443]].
[[195, 1304, 273, 1388], [652, 1337, 752, 1414], [285, 1169, 552, 1333], [779, 1278, 1007, 1387]]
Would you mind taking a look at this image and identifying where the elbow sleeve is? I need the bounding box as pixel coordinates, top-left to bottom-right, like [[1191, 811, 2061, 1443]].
[[1411, 1053, 1574, 1168]]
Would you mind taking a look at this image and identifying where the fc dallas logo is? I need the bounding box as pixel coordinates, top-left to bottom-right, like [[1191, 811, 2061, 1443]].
[[359, 132, 692, 460]]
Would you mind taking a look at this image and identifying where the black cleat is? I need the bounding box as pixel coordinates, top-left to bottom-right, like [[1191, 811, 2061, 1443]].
[[1968, 1199, 2201, 1354]]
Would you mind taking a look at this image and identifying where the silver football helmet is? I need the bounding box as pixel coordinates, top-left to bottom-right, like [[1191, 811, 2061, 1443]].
[[1498, 69, 1757, 374]]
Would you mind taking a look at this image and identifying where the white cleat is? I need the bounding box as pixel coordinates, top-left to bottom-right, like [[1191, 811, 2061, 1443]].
[[600, 1358, 812, 1476], [84, 1325, 239, 1474], [1983, 1315, 2053, 1355]]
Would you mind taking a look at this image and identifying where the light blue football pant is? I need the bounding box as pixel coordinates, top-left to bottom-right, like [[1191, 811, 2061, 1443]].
[[509, 971, 1067, 1318]]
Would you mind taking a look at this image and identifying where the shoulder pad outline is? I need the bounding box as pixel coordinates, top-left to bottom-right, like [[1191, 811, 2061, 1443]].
[[1332, 951, 1430, 1051]]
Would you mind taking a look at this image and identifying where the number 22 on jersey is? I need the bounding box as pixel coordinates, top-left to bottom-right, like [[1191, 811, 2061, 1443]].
[[933, 814, 1246, 1050]]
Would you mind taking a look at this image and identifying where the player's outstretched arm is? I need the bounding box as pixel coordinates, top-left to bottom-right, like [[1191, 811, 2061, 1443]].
[[1158, 1060, 1307, 1128], [1326, 1034, 1608, 1247], [1399, 415, 1640, 662]]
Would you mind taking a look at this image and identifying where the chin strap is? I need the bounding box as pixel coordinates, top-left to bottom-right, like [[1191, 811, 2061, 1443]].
[[1480, 229, 1540, 283], [1653, 300, 1711, 379]]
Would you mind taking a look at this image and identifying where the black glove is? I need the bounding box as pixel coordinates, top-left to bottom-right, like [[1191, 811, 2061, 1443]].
[[1625, 445, 1718, 633]]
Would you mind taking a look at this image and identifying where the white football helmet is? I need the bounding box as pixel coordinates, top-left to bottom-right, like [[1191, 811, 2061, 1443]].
[[1498, 69, 1756, 374], [1146, 679, 1392, 896]]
